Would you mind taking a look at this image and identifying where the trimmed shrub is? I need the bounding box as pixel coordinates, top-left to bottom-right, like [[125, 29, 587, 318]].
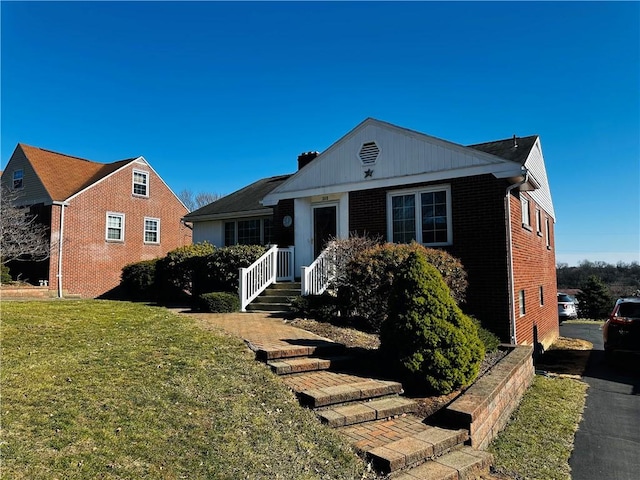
[[472, 317, 501, 353], [289, 292, 340, 324], [193, 244, 267, 296], [120, 259, 159, 301], [155, 242, 216, 303], [196, 292, 240, 313], [380, 252, 484, 395], [338, 242, 468, 332], [1, 264, 11, 284]]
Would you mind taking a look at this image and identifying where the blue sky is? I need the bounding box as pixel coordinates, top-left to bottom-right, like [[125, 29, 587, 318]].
[[2, 1, 638, 266]]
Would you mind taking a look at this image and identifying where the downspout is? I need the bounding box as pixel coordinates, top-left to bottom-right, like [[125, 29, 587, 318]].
[[53, 201, 67, 298], [504, 170, 528, 344]]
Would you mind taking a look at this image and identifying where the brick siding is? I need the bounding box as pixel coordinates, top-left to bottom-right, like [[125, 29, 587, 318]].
[[48, 164, 191, 297]]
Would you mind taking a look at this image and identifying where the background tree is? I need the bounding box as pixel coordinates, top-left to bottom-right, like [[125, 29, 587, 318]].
[[0, 185, 50, 265], [178, 189, 222, 212], [576, 275, 614, 319]]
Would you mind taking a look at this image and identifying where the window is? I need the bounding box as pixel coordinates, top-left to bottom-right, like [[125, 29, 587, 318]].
[[144, 218, 160, 244], [539, 286, 544, 306], [13, 169, 23, 189], [521, 195, 530, 227], [238, 219, 261, 245], [224, 218, 273, 246], [224, 222, 236, 246], [106, 213, 125, 241], [388, 186, 451, 246], [519, 290, 526, 316], [133, 170, 149, 196], [536, 209, 542, 235], [545, 217, 551, 249]]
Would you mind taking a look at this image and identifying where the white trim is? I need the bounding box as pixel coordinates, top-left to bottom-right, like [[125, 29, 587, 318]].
[[263, 162, 523, 206], [144, 217, 160, 244], [132, 169, 150, 197], [386, 184, 452, 247], [106, 212, 125, 242]]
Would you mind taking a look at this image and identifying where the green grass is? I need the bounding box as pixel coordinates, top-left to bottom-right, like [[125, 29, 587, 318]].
[[1, 300, 366, 479], [489, 375, 588, 480]]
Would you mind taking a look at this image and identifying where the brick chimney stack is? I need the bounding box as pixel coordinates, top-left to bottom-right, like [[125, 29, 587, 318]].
[[297, 151, 319, 170]]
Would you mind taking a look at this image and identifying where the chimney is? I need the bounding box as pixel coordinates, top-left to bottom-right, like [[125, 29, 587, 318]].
[[297, 151, 319, 170]]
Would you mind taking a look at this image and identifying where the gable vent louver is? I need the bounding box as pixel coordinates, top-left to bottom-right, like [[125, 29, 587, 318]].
[[359, 142, 380, 165]]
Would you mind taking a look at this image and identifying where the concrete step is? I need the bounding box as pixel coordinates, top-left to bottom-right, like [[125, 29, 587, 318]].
[[392, 446, 493, 480], [252, 295, 294, 304], [268, 282, 301, 290], [317, 396, 418, 427], [267, 355, 352, 375]]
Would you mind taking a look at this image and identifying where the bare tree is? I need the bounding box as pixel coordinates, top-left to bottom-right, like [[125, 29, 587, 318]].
[[178, 189, 222, 212], [0, 185, 50, 264]]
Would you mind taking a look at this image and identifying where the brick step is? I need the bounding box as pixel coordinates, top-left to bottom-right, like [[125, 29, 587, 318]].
[[245, 302, 291, 312], [317, 396, 418, 427], [267, 355, 352, 375], [254, 340, 346, 361], [338, 415, 468, 474], [392, 446, 493, 480], [295, 379, 403, 408]]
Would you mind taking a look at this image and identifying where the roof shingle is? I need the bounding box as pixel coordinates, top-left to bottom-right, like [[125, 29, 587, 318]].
[[18, 144, 136, 201]]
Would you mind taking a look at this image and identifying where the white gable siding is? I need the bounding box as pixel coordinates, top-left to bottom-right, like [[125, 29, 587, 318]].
[[264, 119, 522, 205], [193, 220, 224, 247], [523, 139, 555, 220]]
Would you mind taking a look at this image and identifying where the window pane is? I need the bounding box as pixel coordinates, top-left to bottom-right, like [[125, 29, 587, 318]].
[[133, 172, 148, 195], [238, 219, 260, 245], [263, 218, 273, 245], [144, 219, 159, 243], [107, 215, 123, 240], [421, 191, 448, 244], [391, 195, 416, 243], [13, 170, 23, 189], [224, 222, 235, 246]]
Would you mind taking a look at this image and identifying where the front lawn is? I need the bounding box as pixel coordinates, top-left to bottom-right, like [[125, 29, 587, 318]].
[[1, 301, 367, 479]]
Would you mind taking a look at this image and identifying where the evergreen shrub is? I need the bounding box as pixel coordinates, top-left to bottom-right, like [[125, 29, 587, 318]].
[[155, 242, 216, 303], [120, 259, 159, 301], [338, 242, 468, 332], [380, 252, 484, 394], [1, 264, 11, 284], [196, 292, 240, 313]]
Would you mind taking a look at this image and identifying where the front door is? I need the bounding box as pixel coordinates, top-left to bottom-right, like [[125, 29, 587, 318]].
[[313, 205, 337, 258]]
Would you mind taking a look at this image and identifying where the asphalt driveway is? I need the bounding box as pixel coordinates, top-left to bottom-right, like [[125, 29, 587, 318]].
[[560, 322, 640, 480]]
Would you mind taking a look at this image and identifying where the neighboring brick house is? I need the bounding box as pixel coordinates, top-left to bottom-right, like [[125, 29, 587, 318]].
[[1, 144, 192, 297], [186, 118, 558, 348]]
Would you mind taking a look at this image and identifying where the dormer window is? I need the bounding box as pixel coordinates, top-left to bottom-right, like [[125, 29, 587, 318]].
[[359, 142, 380, 165], [133, 170, 149, 197], [13, 169, 23, 189]]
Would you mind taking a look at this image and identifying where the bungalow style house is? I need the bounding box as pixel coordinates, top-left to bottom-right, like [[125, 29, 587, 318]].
[[1, 144, 192, 297], [184, 118, 559, 348]]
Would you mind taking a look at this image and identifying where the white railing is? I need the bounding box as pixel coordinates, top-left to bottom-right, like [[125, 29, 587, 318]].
[[301, 248, 335, 296], [239, 245, 295, 312]]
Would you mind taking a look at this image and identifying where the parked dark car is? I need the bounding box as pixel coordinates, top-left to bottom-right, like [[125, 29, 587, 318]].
[[603, 297, 640, 360], [558, 292, 578, 323]]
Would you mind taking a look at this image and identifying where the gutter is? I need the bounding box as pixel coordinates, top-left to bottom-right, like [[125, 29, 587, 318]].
[[504, 170, 529, 344], [52, 201, 68, 298]]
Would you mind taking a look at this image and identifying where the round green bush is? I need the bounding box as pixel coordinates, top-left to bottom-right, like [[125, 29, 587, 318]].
[[380, 251, 484, 395], [338, 242, 468, 332], [196, 292, 240, 313], [120, 259, 159, 300], [1, 264, 12, 284]]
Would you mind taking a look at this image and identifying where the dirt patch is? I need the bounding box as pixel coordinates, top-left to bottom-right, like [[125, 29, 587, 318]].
[[535, 337, 593, 376], [287, 318, 380, 350]]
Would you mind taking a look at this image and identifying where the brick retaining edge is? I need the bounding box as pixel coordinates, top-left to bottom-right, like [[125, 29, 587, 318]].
[[440, 344, 535, 449]]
